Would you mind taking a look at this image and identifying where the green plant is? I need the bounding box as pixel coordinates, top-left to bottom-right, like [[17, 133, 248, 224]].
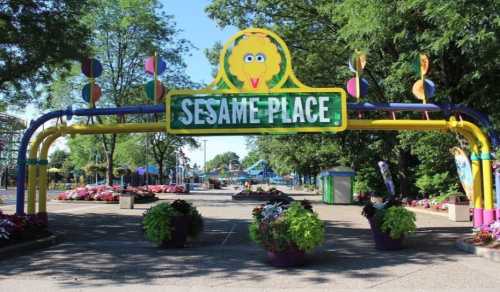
[[143, 203, 176, 244], [415, 172, 458, 197], [249, 201, 325, 252], [143, 200, 203, 245], [353, 178, 371, 194], [380, 206, 416, 239], [284, 202, 325, 251]]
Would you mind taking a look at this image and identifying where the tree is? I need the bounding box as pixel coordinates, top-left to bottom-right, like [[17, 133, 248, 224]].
[[0, 0, 91, 109], [242, 149, 260, 169], [47, 0, 192, 185], [205, 152, 240, 172], [48, 149, 72, 181], [206, 0, 500, 197], [48, 149, 69, 169], [148, 133, 199, 183]]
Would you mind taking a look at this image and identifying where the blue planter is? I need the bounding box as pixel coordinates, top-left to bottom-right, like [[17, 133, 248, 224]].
[[368, 218, 404, 250], [266, 247, 305, 267]]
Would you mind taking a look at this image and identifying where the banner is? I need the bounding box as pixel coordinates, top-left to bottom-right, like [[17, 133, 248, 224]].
[[168, 92, 344, 134], [451, 147, 473, 200], [378, 161, 396, 197]]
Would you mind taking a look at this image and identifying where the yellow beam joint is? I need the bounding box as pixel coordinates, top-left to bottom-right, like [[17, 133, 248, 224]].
[[27, 126, 65, 214], [38, 134, 60, 214]]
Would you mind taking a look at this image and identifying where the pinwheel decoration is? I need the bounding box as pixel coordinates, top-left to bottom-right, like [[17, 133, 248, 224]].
[[81, 58, 103, 107], [346, 51, 368, 101], [411, 54, 435, 103], [144, 53, 167, 103]]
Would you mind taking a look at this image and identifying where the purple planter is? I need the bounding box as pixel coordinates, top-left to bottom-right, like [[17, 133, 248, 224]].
[[368, 218, 404, 250], [266, 247, 305, 267], [161, 215, 190, 248]]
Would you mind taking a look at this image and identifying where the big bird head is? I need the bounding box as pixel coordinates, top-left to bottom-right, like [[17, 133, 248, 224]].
[[228, 33, 282, 90]]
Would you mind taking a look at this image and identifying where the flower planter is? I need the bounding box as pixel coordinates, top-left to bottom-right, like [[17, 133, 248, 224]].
[[266, 247, 305, 267], [161, 215, 190, 248], [368, 218, 404, 250]]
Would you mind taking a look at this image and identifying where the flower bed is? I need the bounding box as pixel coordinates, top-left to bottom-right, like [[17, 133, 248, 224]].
[[146, 184, 186, 194], [0, 210, 49, 248], [232, 187, 292, 201], [404, 198, 449, 212], [467, 221, 500, 249], [56, 185, 156, 202]]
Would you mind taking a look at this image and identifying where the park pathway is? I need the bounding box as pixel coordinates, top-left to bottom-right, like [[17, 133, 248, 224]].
[[1, 193, 500, 291]]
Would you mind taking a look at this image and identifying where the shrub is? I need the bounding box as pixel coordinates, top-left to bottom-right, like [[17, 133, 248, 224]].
[[142, 200, 203, 245], [380, 207, 416, 239], [362, 198, 416, 240], [143, 203, 176, 244]]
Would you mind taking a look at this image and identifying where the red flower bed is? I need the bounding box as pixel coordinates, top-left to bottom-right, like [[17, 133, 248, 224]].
[[146, 184, 186, 194], [57, 185, 156, 202], [1, 210, 49, 247]]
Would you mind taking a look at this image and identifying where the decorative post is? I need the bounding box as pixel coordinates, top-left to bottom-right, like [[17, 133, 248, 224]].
[[412, 54, 435, 119], [346, 51, 368, 119], [81, 58, 103, 108], [144, 53, 167, 103]]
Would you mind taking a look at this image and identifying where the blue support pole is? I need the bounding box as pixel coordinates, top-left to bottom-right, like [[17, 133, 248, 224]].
[[15, 104, 164, 214]]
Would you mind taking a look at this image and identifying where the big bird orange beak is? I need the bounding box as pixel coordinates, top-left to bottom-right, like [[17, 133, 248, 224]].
[[250, 78, 260, 88]]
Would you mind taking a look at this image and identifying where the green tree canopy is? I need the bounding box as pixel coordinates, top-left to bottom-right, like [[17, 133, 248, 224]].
[[205, 151, 240, 172], [48, 149, 70, 169], [0, 0, 91, 109], [242, 149, 260, 169], [46, 0, 193, 185], [206, 0, 499, 196]]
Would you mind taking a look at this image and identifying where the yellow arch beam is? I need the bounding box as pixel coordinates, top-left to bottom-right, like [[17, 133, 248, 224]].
[[35, 123, 166, 213], [28, 119, 495, 224], [27, 126, 66, 214]]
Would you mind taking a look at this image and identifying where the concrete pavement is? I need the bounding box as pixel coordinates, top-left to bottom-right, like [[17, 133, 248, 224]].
[[1, 191, 499, 291]]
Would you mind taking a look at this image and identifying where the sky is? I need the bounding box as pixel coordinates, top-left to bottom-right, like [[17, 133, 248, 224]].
[[9, 0, 250, 169], [162, 0, 250, 167]]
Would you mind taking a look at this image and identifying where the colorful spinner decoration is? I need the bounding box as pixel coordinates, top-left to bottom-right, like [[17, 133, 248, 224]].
[[346, 51, 368, 101], [412, 54, 435, 103], [81, 58, 103, 107], [144, 53, 167, 103]]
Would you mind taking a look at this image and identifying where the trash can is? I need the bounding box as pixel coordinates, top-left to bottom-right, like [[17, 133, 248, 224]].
[[320, 167, 356, 204], [448, 195, 470, 222], [120, 191, 134, 209]]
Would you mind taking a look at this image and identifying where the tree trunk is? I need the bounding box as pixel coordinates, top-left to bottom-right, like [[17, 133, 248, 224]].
[[397, 149, 411, 198], [101, 133, 116, 186], [158, 160, 164, 184], [106, 151, 113, 186]]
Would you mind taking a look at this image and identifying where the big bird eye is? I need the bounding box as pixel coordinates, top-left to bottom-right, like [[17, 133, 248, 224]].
[[244, 54, 254, 63], [256, 53, 266, 62]]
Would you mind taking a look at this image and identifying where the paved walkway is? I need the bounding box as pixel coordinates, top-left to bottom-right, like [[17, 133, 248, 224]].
[[1, 192, 499, 291]]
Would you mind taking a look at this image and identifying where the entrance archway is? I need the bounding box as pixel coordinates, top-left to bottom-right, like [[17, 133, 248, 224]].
[[17, 28, 498, 229]]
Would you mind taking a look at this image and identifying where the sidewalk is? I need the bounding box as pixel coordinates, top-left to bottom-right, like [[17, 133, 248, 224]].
[[0, 193, 499, 291]]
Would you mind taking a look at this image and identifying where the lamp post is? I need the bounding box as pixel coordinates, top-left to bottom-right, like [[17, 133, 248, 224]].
[[95, 151, 99, 185], [202, 139, 207, 182]]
